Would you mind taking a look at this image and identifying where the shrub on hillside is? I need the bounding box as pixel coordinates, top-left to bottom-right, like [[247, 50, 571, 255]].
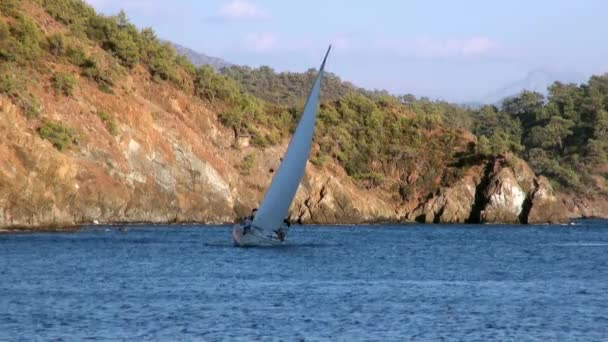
[[85, 12, 140, 68], [65, 45, 88, 66], [51, 72, 77, 96], [39, 121, 77, 151], [0, 21, 11, 60], [46, 33, 67, 56], [42, 1, 195, 87], [0, 15, 43, 63], [194, 65, 240, 102], [0, 0, 21, 17], [239, 154, 256, 175], [97, 110, 119, 135], [0, 66, 41, 119], [22, 97, 42, 119], [81, 59, 115, 91], [310, 152, 328, 167], [42, 0, 95, 29]]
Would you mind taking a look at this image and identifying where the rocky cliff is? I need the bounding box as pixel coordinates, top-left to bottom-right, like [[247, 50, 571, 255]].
[[0, 78, 596, 229]]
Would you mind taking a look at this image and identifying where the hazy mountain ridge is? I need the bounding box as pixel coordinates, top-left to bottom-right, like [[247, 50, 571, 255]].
[[171, 42, 232, 69], [480, 68, 587, 104]]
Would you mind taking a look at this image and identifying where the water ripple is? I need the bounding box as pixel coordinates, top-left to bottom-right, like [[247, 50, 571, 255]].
[[1, 222, 608, 340]]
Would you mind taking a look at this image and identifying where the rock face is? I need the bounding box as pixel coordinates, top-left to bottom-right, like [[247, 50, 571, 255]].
[[0, 90, 583, 229], [560, 194, 608, 220], [0, 85, 588, 229], [527, 177, 567, 224], [291, 174, 395, 224], [476, 156, 569, 224], [408, 172, 478, 223], [406, 154, 571, 224], [481, 168, 527, 223]]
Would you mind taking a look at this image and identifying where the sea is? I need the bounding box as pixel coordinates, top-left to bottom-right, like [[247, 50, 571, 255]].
[[1, 220, 607, 341]]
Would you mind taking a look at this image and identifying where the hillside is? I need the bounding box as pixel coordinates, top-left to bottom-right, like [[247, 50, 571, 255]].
[[220, 64, 366, 107], [217, 58, 608, 195], [0, 0, 606, 230]]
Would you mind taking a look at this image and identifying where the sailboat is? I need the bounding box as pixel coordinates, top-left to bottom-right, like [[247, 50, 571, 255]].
[[232, 46, 331, 247]]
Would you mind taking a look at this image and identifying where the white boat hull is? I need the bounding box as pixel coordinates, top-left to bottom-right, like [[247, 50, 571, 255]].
[[232, 224, 286, 247]]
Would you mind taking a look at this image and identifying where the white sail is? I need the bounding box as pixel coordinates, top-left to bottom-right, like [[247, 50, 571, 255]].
[[252, 46, 331, 233]]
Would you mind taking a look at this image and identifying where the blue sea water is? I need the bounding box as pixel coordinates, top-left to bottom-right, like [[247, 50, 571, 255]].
[[1, 221, 608, 341]]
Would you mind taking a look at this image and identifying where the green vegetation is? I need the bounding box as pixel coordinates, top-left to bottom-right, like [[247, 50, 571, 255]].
[[0, 64, 41, 118], [312, 92, 462, 188], [42, 0, 95, 29], [195, 65, 240, 103], [45, 32, 119, 93], [0, 14, 43, 63], [39, 121, 77, 151], [468, 77, 608, 193], [97, 110, 119, 135], [80, 57, 117, 93], [46, 33, 67, 56], [216, 55, 608, 194], [239, 154, 256, 175], [221, 65, 363, 107], [41, 1, 187, 85], [0, 0, 21, 18], [51, 72, 77, 96]]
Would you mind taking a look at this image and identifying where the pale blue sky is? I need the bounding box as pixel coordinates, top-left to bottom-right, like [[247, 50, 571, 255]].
[[86, 0, 608, 102]]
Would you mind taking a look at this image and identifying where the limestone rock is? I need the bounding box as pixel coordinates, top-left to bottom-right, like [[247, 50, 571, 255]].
[[527, 177, 568, 224], [481, 167, 526, 224], [408, 174, 478, 223], [292, 174, 396, 224]]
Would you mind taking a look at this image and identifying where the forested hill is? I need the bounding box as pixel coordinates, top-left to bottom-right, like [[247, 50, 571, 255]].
[[220, 65, 367, 106], [470, 80, 608, 195], [218, 58, 608, 195]]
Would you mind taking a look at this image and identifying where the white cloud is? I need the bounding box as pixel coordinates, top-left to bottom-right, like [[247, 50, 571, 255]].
[[244, 33, 279, 52], [218, 0, 269, 21], [373, 36, 508, 61]]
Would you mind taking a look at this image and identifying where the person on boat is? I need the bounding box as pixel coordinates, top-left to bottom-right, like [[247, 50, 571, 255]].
[[249, 208, 258, 221], [271, 218, 290, 241], [275, 229, 286, 241], [242, 208, 257, 235]]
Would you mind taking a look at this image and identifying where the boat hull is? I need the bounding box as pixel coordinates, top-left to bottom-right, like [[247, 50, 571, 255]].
[[232, 224, 286, 247]]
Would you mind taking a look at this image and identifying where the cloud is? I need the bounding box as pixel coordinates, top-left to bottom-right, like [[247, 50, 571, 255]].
[[244, 33, 279, 52], [218, 0, 269, 21]]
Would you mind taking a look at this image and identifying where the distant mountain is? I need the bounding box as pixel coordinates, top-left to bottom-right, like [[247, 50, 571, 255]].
[[480, 68, 586, 105], [171, 43, 232, 70]]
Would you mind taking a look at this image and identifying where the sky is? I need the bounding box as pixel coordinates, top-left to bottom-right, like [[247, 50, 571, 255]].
[[85, 0, 608, 102]]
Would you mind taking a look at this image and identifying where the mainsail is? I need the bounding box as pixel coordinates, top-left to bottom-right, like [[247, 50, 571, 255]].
[[252, 46, 331, 233]]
